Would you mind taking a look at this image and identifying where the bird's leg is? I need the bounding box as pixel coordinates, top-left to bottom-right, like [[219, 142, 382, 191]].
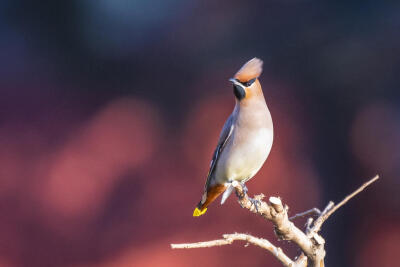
[[248, 197, 261, 213], [235, 181, 248, 199], [233, 181, 247, 208], [240, 182, 261, 213], [240, 182, 249, 195]]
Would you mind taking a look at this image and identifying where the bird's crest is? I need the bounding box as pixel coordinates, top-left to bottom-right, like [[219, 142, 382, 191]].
[[234, 58, 263, 83]]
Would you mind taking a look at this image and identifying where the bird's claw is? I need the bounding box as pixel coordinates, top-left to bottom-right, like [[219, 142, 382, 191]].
[[236, 182, 259, 212], [240, 182, 248, 195], [248, 197, 261, 213]]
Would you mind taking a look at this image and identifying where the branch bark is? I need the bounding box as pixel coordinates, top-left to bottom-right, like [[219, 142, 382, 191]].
[[171, 175, 379, 267], [289, 208, 321, 220], [231, 181, 317, 263], [309, 175, 380, 235], [172, 233, 294, 267]]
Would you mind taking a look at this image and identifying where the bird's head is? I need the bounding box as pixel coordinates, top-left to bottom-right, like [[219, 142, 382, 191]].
[[229, 58, 263, 101]]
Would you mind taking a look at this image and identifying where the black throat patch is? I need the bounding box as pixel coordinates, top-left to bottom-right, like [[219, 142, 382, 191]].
[[233, 84, 246, 100]]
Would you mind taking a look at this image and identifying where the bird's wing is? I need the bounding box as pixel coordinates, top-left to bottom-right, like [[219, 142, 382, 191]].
[[204, 115, 234, 190]]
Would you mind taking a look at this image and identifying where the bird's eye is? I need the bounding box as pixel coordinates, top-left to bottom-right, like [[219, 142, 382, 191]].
[[243, 78, 256, 87]]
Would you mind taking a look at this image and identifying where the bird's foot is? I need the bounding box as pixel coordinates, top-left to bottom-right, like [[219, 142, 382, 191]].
[[240, 182, 248, 195], [237, 182, 260, 212], [231, 181, 246, 197], [248, 197, 261, 213]]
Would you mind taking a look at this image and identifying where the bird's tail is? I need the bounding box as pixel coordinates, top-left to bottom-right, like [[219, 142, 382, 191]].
[[193, 184, 227, 217], [193, 205, 207, 216]]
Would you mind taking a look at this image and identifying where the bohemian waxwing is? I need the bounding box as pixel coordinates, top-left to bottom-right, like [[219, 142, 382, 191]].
[[193, 58, 274, 216]]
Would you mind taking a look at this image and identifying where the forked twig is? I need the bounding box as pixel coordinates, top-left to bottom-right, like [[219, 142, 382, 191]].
[[171, 175, 380, 267], [289, 208, 321, 220]]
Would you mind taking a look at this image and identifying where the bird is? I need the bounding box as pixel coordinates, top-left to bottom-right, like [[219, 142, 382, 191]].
[[193, 58, 274, 217]]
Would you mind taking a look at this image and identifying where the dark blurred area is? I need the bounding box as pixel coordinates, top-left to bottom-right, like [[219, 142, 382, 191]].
[[0, 0, 399, 266]]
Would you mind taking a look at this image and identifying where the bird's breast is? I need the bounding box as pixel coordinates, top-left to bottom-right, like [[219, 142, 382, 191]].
[[215, 127, 273, 183]]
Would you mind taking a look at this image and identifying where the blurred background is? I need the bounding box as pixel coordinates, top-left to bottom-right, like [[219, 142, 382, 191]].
[[0, 0, 399, 266]]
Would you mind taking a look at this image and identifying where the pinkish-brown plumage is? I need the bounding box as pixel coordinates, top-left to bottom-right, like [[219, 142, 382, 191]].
[[234, 58, 263, 82], [194, 58, 273, 217]]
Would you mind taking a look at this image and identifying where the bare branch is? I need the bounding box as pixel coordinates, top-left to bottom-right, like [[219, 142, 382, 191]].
[[311, 175, 379, 234], [321, 201, 334, 215], [171, 238, 232, 249], [305, 175, 379, 266], [231, 181, 315, 259], [305, 218, 314, 235], [171, 233, 294, 267], [289, 208, 321, 220], [171, 175, 379, 267], [294, 254, 308, 267]]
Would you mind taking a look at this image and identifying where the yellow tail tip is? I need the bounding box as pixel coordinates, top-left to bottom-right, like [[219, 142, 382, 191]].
[[193, 207, 207, 217]]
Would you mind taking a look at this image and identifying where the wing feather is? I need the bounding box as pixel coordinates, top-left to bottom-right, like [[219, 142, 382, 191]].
[[204, 115, 234, 190]]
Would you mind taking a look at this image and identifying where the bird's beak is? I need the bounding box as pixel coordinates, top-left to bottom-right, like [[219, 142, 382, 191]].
[[229, 78, 245, 89], [229, 78, 237, 84]]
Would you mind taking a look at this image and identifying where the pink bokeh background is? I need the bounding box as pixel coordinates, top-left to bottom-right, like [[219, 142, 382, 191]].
[[0, 1, 399, 266]]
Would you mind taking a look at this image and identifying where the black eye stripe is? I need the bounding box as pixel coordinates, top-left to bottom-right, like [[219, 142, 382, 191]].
[[244, 78, 256, 87], [236, 78, 256, 87]]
